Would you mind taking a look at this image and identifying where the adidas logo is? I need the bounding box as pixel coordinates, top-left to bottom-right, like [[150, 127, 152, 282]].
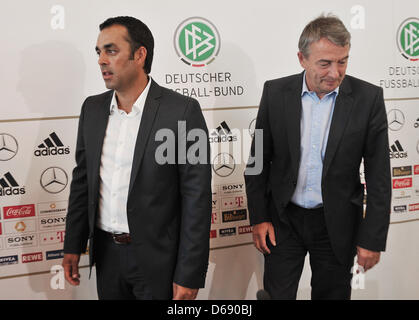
[[389, 140, 408, 159], [0, 172, 25, 196], [34, 132, 70, 157], [209, 121, 237, 143]]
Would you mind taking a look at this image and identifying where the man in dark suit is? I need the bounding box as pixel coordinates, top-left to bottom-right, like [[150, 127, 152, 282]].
[[245, 15, 391, 299], [62, 16, 211, 300]]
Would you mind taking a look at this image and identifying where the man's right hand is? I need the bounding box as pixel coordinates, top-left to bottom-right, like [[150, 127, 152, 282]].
[[62, 253, 81, 286], [252, 222, 276, 254]]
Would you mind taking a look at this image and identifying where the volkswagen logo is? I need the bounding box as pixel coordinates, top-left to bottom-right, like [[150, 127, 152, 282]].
[[387, 109, 405, 131], [0, 133, 18, 161], [40, 167, 68, 194], [212, 153, 236, 177]]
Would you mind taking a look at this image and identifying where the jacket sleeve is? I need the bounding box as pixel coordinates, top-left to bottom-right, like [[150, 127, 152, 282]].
[[63, 99, 90, 254], [173, 98, 212, 289], [244, 81, 274, 225], [357, 87, 391, 252]]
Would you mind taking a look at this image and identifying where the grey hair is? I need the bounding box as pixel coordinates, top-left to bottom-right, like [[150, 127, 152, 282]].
[[298, 14, 351, 57]]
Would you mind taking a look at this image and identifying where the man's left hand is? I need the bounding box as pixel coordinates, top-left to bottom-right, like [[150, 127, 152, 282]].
[[172, 283, 198, 300], [356, 246, 381, 272]]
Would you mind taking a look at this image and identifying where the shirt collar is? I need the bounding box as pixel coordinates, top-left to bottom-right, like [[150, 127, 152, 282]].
[[301, 71, 339, 98], [110, 76, 152, 115]]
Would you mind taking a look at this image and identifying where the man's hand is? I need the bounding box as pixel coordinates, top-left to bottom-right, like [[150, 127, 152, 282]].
[[253, 222, 276, 254], [356, 246, 380, 272], [172, 283, 198, 300], [62, 253, 81, 286]]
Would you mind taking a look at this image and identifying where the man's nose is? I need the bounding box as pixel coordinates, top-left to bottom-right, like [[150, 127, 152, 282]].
[[328, 63, 340, 78], [98, 52, 108, 65]]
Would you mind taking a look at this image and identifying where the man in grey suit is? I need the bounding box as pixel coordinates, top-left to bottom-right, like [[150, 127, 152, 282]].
[[245, 14, 391, 299], [62, 16, 211, 300]]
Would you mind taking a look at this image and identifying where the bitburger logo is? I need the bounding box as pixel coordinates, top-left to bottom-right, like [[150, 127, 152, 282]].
[[34, 132, 70, 157], [0, 133, 18, 161], [0, 172, 25, 196], [40, 167, 68, 194]]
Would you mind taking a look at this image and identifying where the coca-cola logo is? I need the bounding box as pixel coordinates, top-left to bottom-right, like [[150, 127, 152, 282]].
[[392, 178, 412, 189], [409, 203, 419, 212], [3, 204, 35, 219], [414, 165, 419, 175]]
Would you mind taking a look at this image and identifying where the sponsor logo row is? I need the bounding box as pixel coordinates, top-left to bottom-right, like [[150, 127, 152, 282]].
[[210, 225, 252, 239], [0, 132, 71, 162], [392, 165, 419, 177], [387, 109, 419, 132], [391, 165, 419, 201], [0, 249, 65, 266], [393, 203, 419, 213], [212, 196, 246, 211], [0, 231, 65, 250], [0, 167, 69, 196], [0, 202, 67, 219], [0, 215, 66, 236], [389, 140, 419, 159]]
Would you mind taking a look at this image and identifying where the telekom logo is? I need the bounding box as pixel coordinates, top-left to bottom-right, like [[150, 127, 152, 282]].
[[3, 204, 35, 219], [393, 178, 412, 189]]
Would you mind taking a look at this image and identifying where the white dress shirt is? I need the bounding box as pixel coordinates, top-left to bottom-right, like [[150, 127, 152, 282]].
[[96, 79, 151, 233]]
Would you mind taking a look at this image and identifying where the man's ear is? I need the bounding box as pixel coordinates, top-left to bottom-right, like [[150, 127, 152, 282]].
[[134, 46, 147, 66], [297, 51, 306, 69]]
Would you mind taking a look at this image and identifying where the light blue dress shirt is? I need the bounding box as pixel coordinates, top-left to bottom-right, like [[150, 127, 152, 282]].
[[291, 73, 339, 209]]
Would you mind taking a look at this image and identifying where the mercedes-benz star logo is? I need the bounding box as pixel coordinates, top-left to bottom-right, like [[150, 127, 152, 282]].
[[387, 109, 405, 131], [212, 153, 236, 177], [0, 133, 18, 161], [40, 167, 68, 194]]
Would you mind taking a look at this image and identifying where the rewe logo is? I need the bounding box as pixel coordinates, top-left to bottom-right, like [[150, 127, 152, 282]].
[[0, 172, 25, 196], [209, 121, 237, 143], [34, 132, 70, 157], [174, 17, 220, 67], [389, 140, 408, 159], [397, 18, 419, 61]]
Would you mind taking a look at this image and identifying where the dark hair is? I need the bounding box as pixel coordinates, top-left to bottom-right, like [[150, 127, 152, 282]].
[[100, 16, 154, 74]]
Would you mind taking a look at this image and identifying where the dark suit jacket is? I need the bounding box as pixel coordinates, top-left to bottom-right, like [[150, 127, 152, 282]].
[[63, 79, 212, 299], [245, 72, 391, 265]]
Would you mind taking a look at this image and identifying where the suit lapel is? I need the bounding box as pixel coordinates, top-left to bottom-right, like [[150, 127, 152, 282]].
[[128, 79, 162, 195], [322, 77, 354, 179], [91, 91, 113, 201], [284, 73, 303, 176]]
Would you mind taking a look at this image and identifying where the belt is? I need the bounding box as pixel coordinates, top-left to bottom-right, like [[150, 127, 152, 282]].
[[99, 229, 132, 245], [288, 202, 324, 213]]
